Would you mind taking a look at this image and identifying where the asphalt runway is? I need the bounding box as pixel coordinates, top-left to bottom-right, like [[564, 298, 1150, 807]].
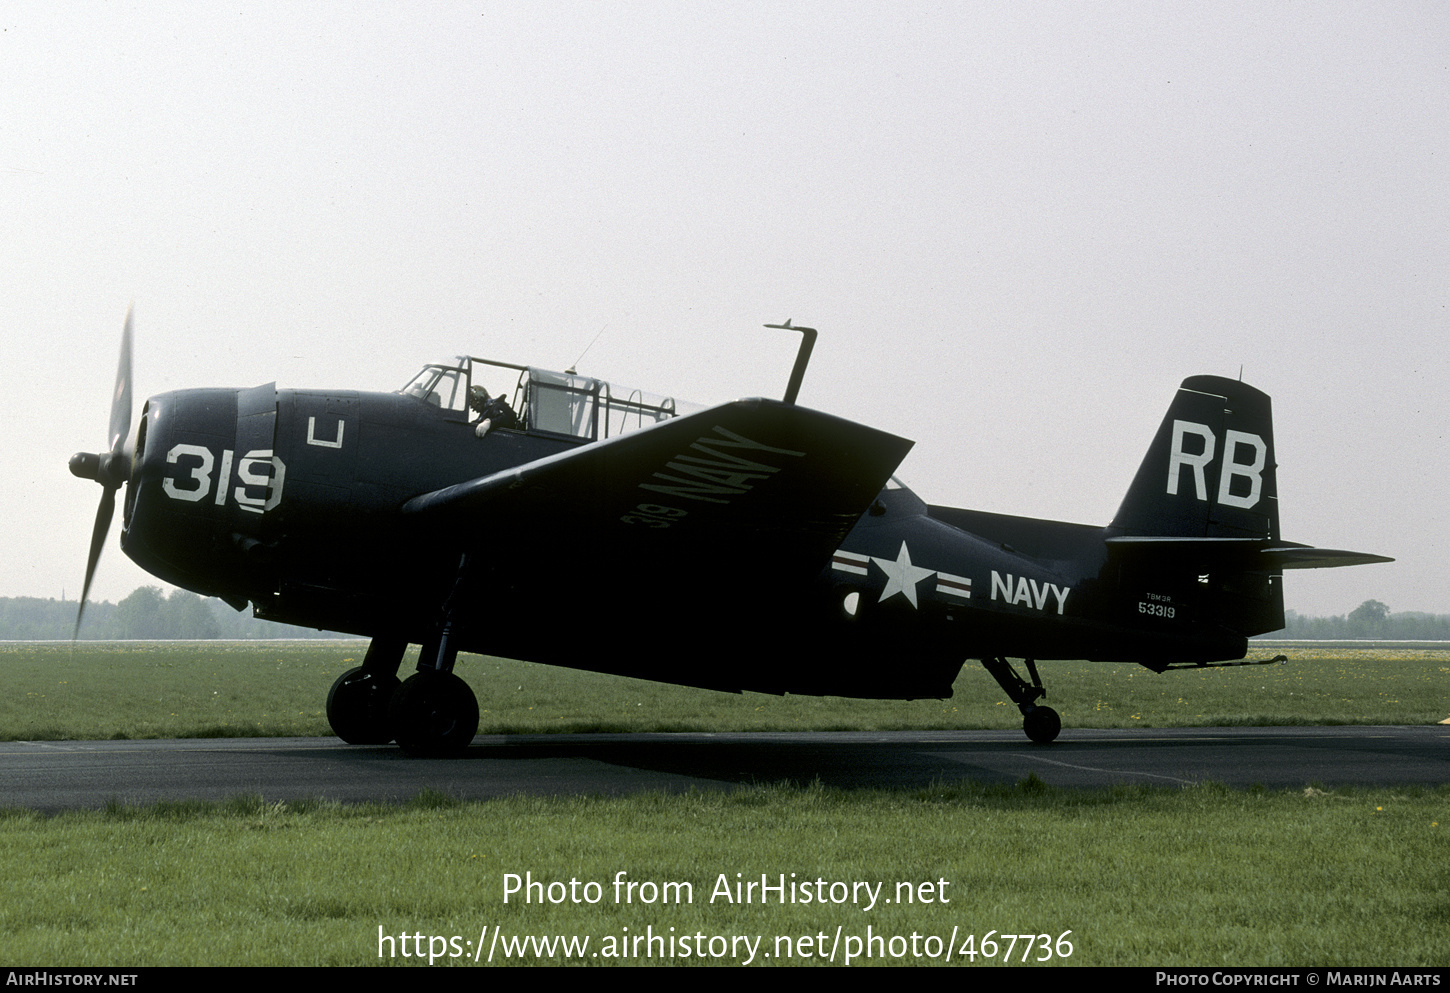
[[2, 726, 1445, 812]]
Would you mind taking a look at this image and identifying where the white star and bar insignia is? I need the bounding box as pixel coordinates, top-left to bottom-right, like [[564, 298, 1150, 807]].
[[831, 542, 973, 609]]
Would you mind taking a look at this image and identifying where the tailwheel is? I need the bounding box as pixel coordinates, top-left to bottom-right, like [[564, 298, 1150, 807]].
[[1022, 705, 1061, 744], [326, 667, 401, 744], [980, 657, 1063, 745], [389, 670, 479, 757]]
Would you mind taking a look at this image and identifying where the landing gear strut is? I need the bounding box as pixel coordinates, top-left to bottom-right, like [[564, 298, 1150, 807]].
[[326, 636, 406, 744], [389, 555, 480, 757], [980, 657, 1061, 744]]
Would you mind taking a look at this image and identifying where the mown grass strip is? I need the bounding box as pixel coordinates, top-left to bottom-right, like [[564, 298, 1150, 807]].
[[0, 781, 1444, 966], [1, 642, 1446, 741]]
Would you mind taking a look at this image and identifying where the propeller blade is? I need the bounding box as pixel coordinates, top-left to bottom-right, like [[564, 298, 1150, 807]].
[[75, 485, 116, 639], [74, 308, 135, 639], [108, 306, 133, 456]]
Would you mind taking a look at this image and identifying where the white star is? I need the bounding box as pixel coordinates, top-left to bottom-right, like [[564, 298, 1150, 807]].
[[872, 541, 936, 609]]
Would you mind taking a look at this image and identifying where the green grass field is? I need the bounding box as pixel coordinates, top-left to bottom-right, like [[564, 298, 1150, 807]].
[[2, 641, 1446, 967], [2, 641, 1447, 740], [1, 783, 1445, 966]]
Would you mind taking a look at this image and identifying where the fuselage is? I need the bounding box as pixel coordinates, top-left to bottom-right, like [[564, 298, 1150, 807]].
[[120, 375, 1250, 701]]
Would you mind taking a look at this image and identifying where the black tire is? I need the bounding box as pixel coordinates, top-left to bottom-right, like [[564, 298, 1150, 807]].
[[326, 667, 401, 744], [1023, 705, 1061, 744], [389, 671, 479, 757]]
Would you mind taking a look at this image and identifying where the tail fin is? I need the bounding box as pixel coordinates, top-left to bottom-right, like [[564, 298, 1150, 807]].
[[1111, 376, 1277, 540], [1108, 376, 1281, 640], [1106, 376, 1390, 642]]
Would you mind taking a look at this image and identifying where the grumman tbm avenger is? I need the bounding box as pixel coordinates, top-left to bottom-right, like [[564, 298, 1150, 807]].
[[71, 313, 1391, 755]]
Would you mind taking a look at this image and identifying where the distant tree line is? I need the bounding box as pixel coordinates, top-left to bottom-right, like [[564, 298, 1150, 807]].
[[0, 587, 349, 640], [1, 590, 1440, 642], [1269, 600, 1450, 640]]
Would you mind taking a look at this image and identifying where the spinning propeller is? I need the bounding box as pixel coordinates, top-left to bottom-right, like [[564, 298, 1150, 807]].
[[68, 307, 134, 637]]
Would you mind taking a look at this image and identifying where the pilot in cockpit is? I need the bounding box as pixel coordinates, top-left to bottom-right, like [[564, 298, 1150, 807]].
[[469, 386, 518, 437]]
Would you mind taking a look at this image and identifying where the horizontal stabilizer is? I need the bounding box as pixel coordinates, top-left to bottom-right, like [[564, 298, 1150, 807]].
[[1106, 536, 1392, 571], [1258, 547, 1394, 570]]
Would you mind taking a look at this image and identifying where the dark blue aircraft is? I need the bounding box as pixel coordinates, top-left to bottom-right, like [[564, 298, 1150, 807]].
[[71, 314, 1390, 754]]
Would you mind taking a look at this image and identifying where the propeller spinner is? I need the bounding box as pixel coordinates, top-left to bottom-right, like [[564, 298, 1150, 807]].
[[68, 307, 134, 636]]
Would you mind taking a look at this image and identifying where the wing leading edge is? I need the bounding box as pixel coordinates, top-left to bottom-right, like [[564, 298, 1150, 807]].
[[403, 397, 914, 590]]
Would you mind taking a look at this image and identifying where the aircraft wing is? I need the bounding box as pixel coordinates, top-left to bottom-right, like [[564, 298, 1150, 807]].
[[402, 398, 913, 590], [1105, 537, 1393, 570]]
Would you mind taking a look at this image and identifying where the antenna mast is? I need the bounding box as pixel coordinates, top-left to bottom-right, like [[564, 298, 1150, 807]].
[[764, 319, 817, 405]]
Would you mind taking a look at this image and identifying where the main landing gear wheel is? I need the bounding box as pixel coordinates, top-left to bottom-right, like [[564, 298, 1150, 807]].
[[1023, 705, 1061, 745], [389, 671, 479, 757], [326, 667, 401, 744]]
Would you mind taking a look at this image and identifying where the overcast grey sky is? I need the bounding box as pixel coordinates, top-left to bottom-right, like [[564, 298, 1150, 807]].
[[3, 2, 1445, 617]]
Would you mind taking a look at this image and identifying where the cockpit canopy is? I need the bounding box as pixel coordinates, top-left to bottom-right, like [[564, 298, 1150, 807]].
[[399, 356, 685, 442], [400, 357, 474, 413]]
